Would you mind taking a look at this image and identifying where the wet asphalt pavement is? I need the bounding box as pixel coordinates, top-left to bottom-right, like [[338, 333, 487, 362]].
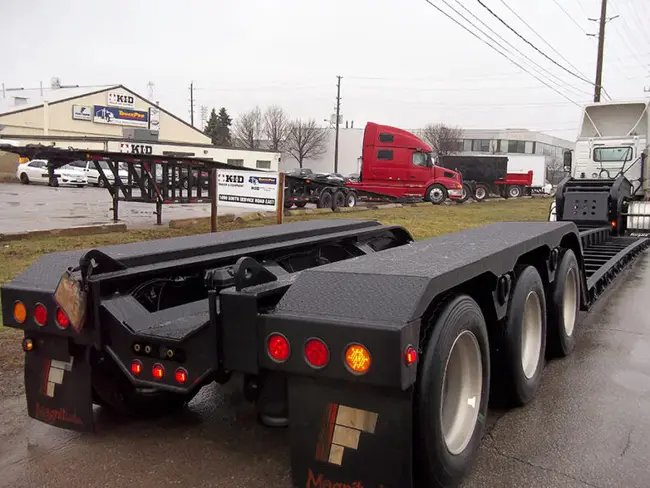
[[0, 183, 255, 233], [1, 255, 650, 487]]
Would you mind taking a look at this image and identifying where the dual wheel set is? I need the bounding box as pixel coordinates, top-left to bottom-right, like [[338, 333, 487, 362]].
[[416, 249, 580, 487]]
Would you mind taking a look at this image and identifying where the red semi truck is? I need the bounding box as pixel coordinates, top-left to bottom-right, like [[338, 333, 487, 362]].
[[284, 122, 464, 208]]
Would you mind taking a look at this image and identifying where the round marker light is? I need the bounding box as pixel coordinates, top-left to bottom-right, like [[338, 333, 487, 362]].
[[22, 337, 34, 352], [175, 368, 188, 384], [405, 346, 418, 366], [267, 333, 290, 363], [55, 308, 70, 329], [345, 344, 372, 375], [131, 360, 143, 376], [304, 338, 329, 369], [152, 363, 165, 380], [34, 303, 47, 326], [13, 301, 27, 324]]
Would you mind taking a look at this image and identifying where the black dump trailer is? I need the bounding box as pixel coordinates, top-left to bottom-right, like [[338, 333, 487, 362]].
[[3, 175, 650, 487], [437, 155, 509, 202]]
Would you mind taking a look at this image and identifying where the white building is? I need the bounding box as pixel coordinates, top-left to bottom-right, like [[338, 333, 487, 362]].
[[0, 82, 280, 171]]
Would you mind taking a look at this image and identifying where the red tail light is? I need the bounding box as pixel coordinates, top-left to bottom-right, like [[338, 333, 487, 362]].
[[34, 303, 47, 326], [131, 360, 143, 376], [304, 338, 329, 368], [152, 363, 165, 380], [405, 345, 418, 366], [267, 333, 290, 363], [175, 368, 188, 384], [55, 308, 70, 329]]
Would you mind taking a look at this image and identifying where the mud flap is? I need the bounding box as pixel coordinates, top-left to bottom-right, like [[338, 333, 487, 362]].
[[288, 376, 413, 488], [25, 335, 94, 432]]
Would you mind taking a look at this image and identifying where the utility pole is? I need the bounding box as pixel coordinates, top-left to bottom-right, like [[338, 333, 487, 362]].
[[189, 81, 195, 127], [334, 75, 342, 173], [588, 0, 618, 102]]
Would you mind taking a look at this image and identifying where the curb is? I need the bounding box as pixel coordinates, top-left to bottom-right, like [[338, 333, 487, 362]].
[[0, 223, 127, 242]]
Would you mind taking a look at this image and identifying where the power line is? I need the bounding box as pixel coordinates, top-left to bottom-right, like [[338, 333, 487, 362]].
[[496, 0, 592, 81], [551, 0, 589, 34], [475, 0, 608, 97], [610, 0, 650, 46], [452, 0, 592, 98], [421, 0, 582, 106]]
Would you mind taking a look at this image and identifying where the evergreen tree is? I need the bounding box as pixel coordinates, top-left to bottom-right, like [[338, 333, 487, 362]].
[[216, 107, 233, 146], [204, 108, 219, 145]]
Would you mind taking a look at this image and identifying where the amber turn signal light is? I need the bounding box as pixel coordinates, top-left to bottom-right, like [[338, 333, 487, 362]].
[[345, 344, 371, 375], [13, 301, 27, 324]]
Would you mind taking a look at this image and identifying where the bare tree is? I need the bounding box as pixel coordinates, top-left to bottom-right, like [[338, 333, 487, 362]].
[[263, 105, 290, 151], [232, 106, 262, 149], [285, 119, 329, 168], [421, 123, 464, 156]]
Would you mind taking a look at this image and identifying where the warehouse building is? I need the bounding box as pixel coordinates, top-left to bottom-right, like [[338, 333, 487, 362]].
[[0, 81, 280, 173]]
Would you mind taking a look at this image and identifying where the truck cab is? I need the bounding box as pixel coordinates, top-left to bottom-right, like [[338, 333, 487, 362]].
[[350, 122, 463, 203], [572, 100, 649, 197]]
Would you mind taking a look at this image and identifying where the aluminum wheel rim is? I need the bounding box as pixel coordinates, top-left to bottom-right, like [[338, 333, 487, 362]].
[[431, 188, 443, 202], [509, 187, 520, 197], [440, 330, 483, 456], [476, 188, 486, 199], [521, 291, 542, 379], [563, 268, 578, 337]]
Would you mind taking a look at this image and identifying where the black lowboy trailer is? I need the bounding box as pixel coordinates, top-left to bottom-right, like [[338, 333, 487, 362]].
[[3, 175, 650, 487]]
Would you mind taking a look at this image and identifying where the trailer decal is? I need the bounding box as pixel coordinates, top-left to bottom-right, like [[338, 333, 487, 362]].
[[42, 357, 74, 398], [315, 403, 378, 466], [306, 468, 365, 488]]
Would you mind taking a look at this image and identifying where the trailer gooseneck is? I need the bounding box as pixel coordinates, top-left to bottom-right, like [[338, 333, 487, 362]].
[[2, 174, 649, 487]]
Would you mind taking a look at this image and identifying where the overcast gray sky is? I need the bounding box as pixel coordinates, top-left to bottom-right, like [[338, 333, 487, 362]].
[[2, 0, 649, 140]]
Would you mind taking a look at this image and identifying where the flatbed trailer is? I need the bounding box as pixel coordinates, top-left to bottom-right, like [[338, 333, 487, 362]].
[[284, 174, 427, 209], [3, 174, 650, 487]]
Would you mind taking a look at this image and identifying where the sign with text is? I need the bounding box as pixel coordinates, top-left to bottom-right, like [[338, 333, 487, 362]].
[[107, 90, 136, 108], [119, 143, 153, 155], [72, 105, 92, 121], [217, 169, 279, 211], [93, 105, 149, 128], [149, 106, 160, 132]]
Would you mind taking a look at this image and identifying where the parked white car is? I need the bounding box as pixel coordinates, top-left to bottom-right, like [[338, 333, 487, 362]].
[[67, 160, 129, 187], [16, 159, 88, 187]]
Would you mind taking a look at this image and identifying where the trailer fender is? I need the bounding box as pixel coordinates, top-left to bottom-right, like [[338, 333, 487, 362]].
[[24, 334, 94, 432], [288, 376, 414, 488]]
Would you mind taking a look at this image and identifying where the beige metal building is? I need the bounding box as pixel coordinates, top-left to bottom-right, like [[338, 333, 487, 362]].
[[0, 82, 280, 173]]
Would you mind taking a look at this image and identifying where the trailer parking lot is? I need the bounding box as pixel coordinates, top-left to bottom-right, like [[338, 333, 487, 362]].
[[0, 200, 648, 488], [0, 183, 256, 234]]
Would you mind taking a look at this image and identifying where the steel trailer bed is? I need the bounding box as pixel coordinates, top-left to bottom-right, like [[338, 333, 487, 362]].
[[2, 175, 650, 488]]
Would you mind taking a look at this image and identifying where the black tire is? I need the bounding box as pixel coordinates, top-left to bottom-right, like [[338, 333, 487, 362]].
[[332, 190, 346, 210], [284, 201, 294, 209], [474, 184, 488, 202], [426, 183, 448, 205], [507, 185, 523, 198], [19, 173, 29, 184], [416, 295, 490, 488], [317, 190, 333, 209], [457, 183, 472, 203], [547, 249, 580, 358], [91, 352, 194, 419], [500, 265, 547, 407], [182, 178, 189, 190], [98, 178, 105, 188], [346, 191, 357, 207], [295, 202, 307, 208]]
